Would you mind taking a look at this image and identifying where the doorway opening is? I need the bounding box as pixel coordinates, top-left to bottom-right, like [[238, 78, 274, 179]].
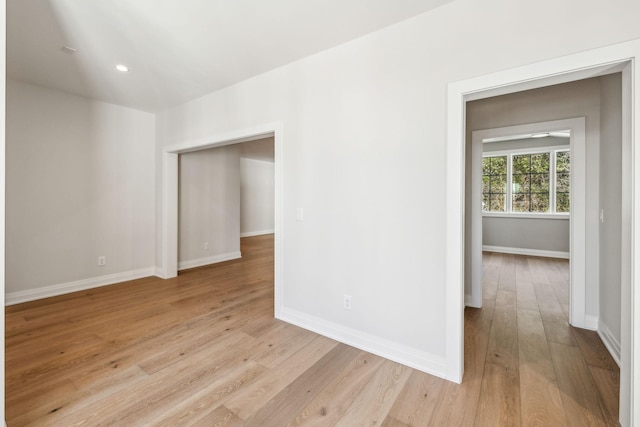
[[445, 41, 637, 425], [468, 118, 586, 328], [464, 115, 623, 424], [176, 137, 275, 271], [160, 122, 284, 317]]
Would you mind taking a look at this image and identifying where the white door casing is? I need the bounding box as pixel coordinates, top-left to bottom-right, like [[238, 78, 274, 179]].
[[446, 39, 638, 426]]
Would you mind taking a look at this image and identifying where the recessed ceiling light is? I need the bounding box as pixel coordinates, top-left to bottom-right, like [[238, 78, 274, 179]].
[[115, 64, 129, 72], [61, 46, 77, 55]]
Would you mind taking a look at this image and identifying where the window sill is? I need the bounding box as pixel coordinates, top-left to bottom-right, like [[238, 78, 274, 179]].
[[482, 212, 570, 220]]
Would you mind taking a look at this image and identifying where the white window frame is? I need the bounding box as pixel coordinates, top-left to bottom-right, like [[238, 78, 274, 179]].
[[482, 145, 570, 218]]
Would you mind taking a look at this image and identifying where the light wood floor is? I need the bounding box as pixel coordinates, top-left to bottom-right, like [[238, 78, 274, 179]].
[[5, 236, 620, 426]]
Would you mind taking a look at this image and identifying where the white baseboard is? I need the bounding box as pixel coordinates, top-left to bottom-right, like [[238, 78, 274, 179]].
[[154, 266, 168, 279], [5, 267, 155, 306], [598, 319, 621, 367], [482, 245, 570, 259], [465, 293, 482, 308], [178, 251, 242, 271], [584, 314, 599, 331], [240, 229, 274, 238], [277, 307, 448, 380]]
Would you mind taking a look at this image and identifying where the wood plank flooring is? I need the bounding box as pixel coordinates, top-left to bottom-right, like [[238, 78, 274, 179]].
[[5, 238, 620, 426]]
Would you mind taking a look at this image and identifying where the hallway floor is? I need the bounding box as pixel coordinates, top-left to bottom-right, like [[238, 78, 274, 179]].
[[463, 252, 620, 426]]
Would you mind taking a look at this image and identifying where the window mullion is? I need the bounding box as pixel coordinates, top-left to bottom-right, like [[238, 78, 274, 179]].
[[507, 154, 513, 213], [528, 155, 532, 212], [550, 150, 557, 213]]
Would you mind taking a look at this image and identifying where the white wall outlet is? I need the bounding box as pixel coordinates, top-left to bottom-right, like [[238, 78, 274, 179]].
[[204, 242, 209, 250], [296, 207, 304, 221], [343, 294, 352, 310], [98, 256, 106, 266]]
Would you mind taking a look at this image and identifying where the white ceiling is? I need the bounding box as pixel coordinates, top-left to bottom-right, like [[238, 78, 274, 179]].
[[7, 0, 452, 113]]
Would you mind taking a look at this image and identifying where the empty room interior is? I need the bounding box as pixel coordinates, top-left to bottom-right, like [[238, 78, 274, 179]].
[[3, 1, 640, 426]]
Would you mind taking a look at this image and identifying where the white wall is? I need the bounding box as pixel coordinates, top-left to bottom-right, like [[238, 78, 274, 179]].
[[6, 80, 156, 303], [483, 217, 570, 253], [466, 77, 602, 318], [240, 157, 275, 237], [155, 0, 640, 377], [599, 73, 623, 355], [179, 145, 241, 269]]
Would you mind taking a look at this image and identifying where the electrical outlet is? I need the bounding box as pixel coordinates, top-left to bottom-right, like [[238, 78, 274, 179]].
[[204, 242, 209, 250], [98, 256, 106, 266], [343, 294, 352, 310]]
